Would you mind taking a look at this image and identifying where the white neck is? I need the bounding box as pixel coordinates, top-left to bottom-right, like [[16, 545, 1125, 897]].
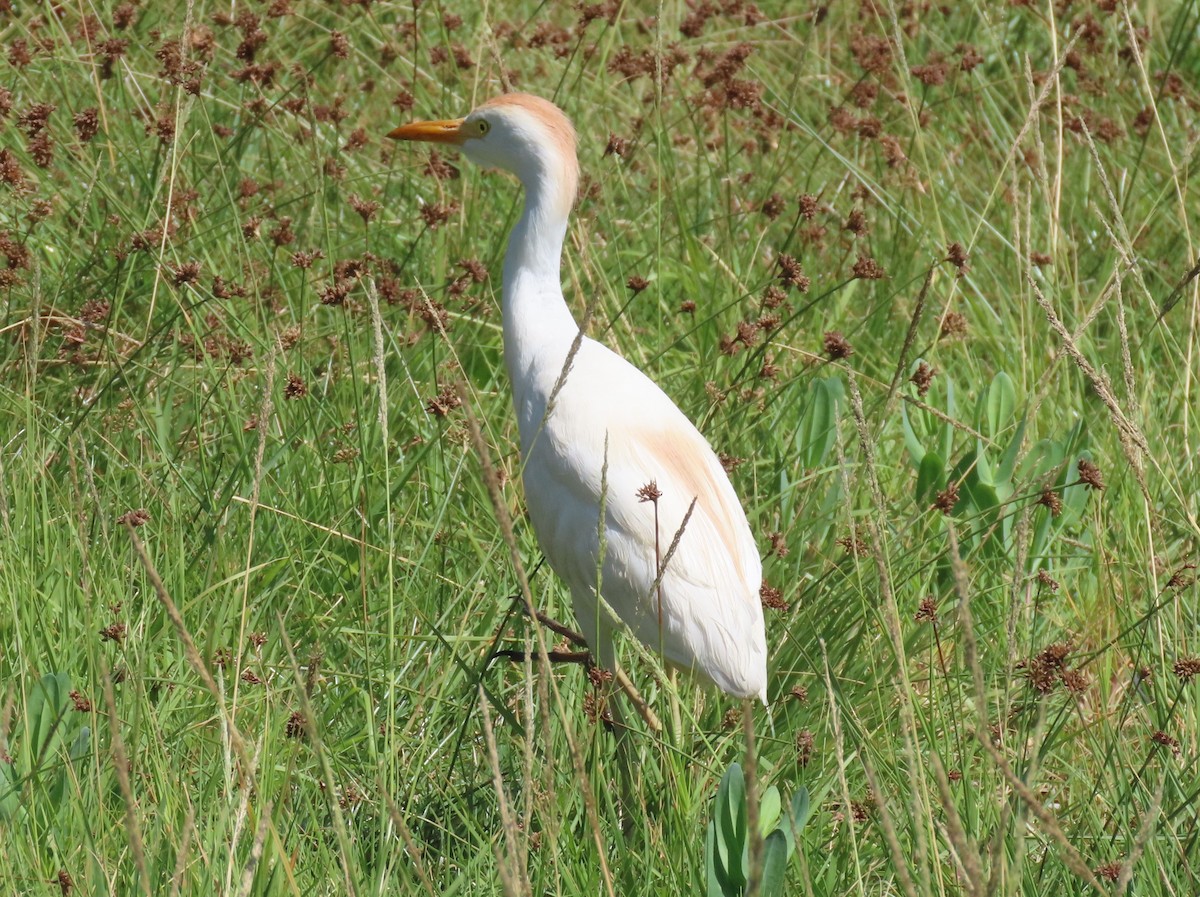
[[502, 167, 580, 437]]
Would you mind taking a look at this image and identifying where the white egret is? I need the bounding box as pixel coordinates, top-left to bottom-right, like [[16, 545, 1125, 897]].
[[390, 93, 768, 704]]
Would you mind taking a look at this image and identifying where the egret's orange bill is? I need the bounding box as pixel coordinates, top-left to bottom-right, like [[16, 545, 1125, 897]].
[[387, 119, 466, 144]]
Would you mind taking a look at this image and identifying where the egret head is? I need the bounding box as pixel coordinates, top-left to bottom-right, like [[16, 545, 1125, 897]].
[[389, 93, 579, 218]]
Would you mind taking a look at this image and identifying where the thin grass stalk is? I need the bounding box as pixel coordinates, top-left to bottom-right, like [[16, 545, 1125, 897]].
[[276, 617, 360, 897], [168, 807, 195, 897], [743, 701, 762, 897], [820, 640, 866, 895], [860, 753, 919, 897], [479, 687, 530, 897], [100, 659, 152, 897], [237, 800, 273, 897], [845, 370, 931, 892], [380, 788, 438, 897], [233, 338, 276, 715], [123, 522, 252, 778], [945, 523, 1102, 891], [927, 749, 983, 897], [1116, 774, 1166, 896]]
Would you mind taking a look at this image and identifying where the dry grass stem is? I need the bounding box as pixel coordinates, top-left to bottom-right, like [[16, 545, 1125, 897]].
[[860, 752, 920, 897], [1115, 775, 1165, 896], [236, 800, 273, 897], [927, 749, 983, 897], [479, 688, 530, 897], [101, 660, 152, 897], [1027, 276, 1151, 487], [277, 617, 360, 897], [975, 731, 1104, 891], [168, 807, 195, 897], [124, 522, 252, 777], [882, 263, 935, 421], [381, 789, 439, 897]]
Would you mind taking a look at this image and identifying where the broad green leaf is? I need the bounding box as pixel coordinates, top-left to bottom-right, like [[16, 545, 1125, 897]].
[[916, 451, 945, 504], [796, 379, 837, 469], [986, 371, 1016, 438], [974, 444, 994, 488], [760, 831, 789, 897], [0, 760, 20, 821], [941, 375, 957, 461], [705, 820, 724, 897], [1017, 438, 1065, 483], [791, 787, 812, 833], [996, 416, 1027, 485], [901, 405, 927, 466], [716, 763, 746, 888], [759, 785, 782, 836], [27, 672, 71, 765], [722, 766, 748, 888]]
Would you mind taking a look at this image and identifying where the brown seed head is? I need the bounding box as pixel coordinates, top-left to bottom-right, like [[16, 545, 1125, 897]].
[[1150, 730, 1179, 752], [285, 710, 306, 738], [118, 508, 151, 527], [1036, 569, 1060, 592], [761, 193, 785, 220], [823, 331, 853, 360], [100, 621, 127, 643], [74, 108, 100, 142], [284, 372, 307, 399], [759, 582, 787, 611], [718, 453, 745, 474], [1173, 657, 1200, 683], [910, 361, 936, 397], [777, 254, 810, 292], [1077, 458, 1104, 490], [914, 596, 938, 624], [603, 133, 629, 158], [1038, 488, 1063, 517], [946, 241, 968, 271], [1061, 668, 1089, 693], [636, 481, 662, 503], [939, 311, 968, 339], [425, 386, 462, 418], [932, 481, 959, 515], [172, 261, 201, 286], [851, 253, 886, 280], [1166, 564, 1197, 590], [348, 193, 381, 224], [795, 728, 814, 766]]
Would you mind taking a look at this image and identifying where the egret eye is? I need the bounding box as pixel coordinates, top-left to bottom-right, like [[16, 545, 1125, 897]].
[[476, 119, 490, 136]]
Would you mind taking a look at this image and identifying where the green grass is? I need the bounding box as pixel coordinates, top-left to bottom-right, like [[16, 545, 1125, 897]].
[[2, 0, 1199, 894]]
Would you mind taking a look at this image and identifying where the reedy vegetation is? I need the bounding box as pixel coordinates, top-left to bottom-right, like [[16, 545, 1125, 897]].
[[1, 0, 1198, 895]]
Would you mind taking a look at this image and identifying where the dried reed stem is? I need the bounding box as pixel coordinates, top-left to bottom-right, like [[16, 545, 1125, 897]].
[[123, 522, 252, 777], [101, 659, 152, 897], [479, 688, 531, 897]]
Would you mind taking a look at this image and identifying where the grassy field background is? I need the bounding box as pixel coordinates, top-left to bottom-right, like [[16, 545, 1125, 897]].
[[2, 0, 1199, 894]]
